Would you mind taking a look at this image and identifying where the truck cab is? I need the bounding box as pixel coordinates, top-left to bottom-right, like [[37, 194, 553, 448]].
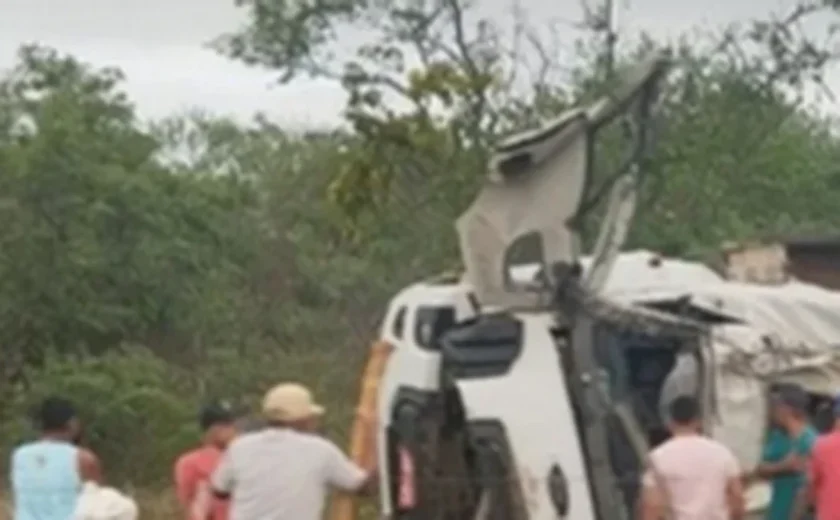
[[328, 48, 840, 520], [366, 53, 678, 520], [374, 266, 708, 520]]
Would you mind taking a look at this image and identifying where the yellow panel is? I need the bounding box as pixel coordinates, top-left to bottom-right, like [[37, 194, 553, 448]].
[[328, 340, 394, 520]]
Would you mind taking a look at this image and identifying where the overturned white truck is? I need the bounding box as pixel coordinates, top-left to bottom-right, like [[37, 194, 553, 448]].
[[338, 52, 840, 520], [372, 250, 840, 520]]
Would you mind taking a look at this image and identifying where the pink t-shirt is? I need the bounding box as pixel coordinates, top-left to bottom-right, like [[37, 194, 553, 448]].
[[642, 434, 740, 520], [810, 431, 840, 520], [174, 446, 229, 520]]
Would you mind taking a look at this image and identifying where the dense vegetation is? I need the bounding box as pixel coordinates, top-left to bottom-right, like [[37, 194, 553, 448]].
[[1, 0, 840, 505]]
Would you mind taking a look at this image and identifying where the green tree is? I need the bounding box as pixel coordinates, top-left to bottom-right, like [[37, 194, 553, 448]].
[[215, 0, 576, 230], [1, 1, 839, 499], [0, 46, 260, 378], [218, 0, 840, 256], [627, 32, 840, 254], [0, 48, 369, 490]]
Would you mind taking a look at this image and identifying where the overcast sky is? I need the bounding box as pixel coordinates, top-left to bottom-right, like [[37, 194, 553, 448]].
[[1, 0, 837, 129]]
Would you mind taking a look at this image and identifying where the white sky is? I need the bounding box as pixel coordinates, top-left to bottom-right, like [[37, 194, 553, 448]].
[[1, 0, 837, 129]]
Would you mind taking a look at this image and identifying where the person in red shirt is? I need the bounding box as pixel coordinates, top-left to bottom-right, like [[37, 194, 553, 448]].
[[794, 394, 840, 520], [174, 403, 239, 520]]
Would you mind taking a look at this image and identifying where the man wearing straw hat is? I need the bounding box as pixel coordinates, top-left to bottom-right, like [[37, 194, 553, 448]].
[[211, 382, 375, 520]]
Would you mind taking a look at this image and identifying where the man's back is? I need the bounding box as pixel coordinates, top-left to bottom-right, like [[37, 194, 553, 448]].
[[645, 434, 739, 520], [12, 440, 81, 520], [212, 429, 366, 520], [810, 431, 840, 520]]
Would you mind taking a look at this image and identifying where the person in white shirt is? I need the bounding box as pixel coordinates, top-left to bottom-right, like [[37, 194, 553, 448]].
[[211, 383, 376, 520], [73, 482, 138, 520]]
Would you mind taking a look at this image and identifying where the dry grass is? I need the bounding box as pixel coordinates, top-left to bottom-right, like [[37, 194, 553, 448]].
[[0, 491, 180, 520], [0, 489, 379, 520], [134, 491, 181, 520]]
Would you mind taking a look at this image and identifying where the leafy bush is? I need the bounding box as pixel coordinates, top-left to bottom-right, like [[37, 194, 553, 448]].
[[0, 345, 368, 488], [0, 348, 195, 487], [2, 0, 840, 506]]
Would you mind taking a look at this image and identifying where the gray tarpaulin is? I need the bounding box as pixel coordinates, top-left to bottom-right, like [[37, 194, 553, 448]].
[[658, 353, 700, 422], [579, 251, 840, 514]]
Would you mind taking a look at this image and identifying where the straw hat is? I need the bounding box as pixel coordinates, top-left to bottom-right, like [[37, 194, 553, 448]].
[[262, 383, 325, 422]]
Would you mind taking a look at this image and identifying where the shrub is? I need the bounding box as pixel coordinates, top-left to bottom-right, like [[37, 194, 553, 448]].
[[0, 344, 369, 489], [0, 347, 196, 487]]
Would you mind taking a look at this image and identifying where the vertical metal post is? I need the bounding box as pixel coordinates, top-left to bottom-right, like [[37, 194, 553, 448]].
[[570, 313, 628, 520], [604, 0, 618, 79]]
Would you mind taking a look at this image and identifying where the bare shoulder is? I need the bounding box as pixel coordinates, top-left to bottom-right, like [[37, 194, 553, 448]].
[[77, 447, 103, 482], [78, 447, 100, 464]]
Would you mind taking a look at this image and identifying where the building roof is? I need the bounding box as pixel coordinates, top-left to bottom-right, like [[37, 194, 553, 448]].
[[722, 233, 840, 253], [781, 234, 840, 250]]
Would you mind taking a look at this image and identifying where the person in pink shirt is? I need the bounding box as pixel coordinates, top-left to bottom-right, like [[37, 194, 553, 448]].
[[639, 395, 745, 520], [793, 394, 840, 520], [174, 403, 239, 520]]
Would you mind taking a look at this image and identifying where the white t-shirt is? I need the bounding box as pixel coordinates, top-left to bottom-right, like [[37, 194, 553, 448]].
[[211, 429, 366, 520], [73, 482, 138, 520], [643, 434, 740, 520]]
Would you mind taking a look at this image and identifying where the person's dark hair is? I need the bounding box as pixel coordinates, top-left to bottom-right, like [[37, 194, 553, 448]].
[[772, 384, 809, 416], [813, 399, 834, 433], [38, 397, 77, 432], [669, 395, 700, 425], [199, 402, 235, 431]]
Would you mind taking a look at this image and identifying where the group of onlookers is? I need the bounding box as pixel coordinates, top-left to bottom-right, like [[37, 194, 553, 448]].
[[640, 385, 840, 520], [10, 381, 840, 520], [174, 382, 376, 520], [9, 382, 373, 520]]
